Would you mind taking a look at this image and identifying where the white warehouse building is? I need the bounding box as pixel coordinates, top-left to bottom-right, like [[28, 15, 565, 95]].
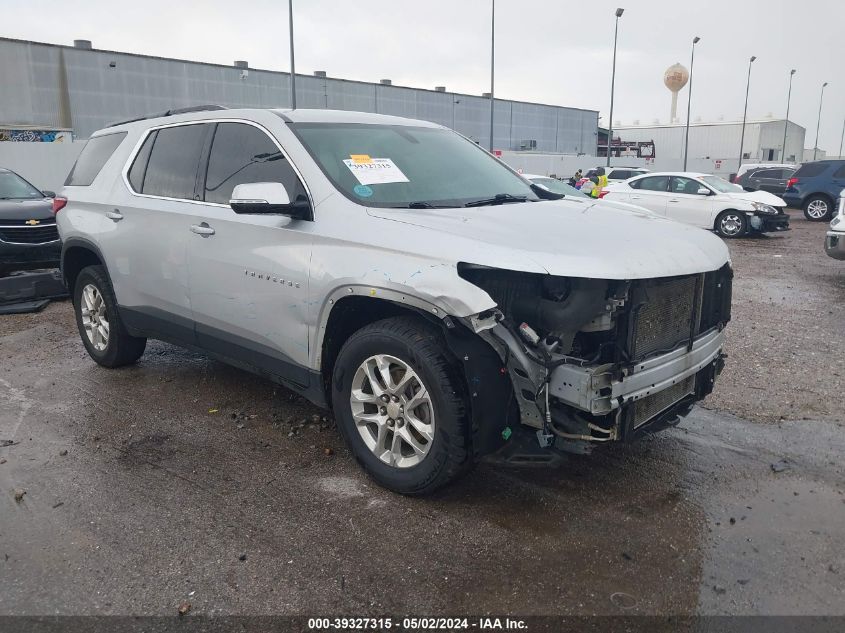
[[614, 118, 806, 173]]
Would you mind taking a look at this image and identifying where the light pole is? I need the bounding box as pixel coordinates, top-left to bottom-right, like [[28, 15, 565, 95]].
[[737, 55, 756, 174], [781, 69, 796, 162], [606, 7, 624, 167], [814, 82, 828, 160], [288, 0, 297, 109], [839, 118, 845, 159], [682, 36, 700, 171], [488, 0, 495, 152]]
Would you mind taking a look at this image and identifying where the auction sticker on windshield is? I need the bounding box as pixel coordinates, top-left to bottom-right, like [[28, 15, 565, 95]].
[[343, 156, 409, 185]]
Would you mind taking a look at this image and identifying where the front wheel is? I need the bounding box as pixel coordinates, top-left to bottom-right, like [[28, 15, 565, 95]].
[[331, 317, 473, 495], [715, 210, 748, 238], [803, 195, 833, 221], [73, 265, 146, 367]]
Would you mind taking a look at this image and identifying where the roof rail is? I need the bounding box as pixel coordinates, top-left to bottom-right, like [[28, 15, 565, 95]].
[[106, 104, 228, 128]]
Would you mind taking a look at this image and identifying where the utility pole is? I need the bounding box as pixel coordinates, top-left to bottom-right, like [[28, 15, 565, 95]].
[[814, 82, 828, 160], [607, 8, 624, 166], [737, 55, 756, 175], [289, 0, 297, 109], [782, 69, 796, 162], [683, 36, 700, 171], [488, 0, 495, 152]]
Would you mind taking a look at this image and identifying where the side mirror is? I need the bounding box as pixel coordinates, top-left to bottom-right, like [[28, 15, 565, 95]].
[[530, 183, 564, 200], [697, 187, 711, 196], [229, 182, 311, 219], [42, 190, 56, 198]]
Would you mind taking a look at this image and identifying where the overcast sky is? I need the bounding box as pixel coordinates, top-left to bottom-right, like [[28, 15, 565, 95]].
[[7, 0, 845, 152]]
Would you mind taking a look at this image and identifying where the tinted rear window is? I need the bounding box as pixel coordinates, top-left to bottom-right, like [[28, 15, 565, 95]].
[[141, 124, 208, 199], [834, 165, 845, 179], [632, 176, 669, 191], [793, 162, 830, 178], [608, 170, 629, 180], [65, 132, 127, 186], [751, 168, 784, 178], [127, 130, 157, 192]]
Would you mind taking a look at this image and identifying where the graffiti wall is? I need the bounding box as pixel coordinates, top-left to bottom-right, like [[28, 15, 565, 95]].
[[0, 129, 73, 142]]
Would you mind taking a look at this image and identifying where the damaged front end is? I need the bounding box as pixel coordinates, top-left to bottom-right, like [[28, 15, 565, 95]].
[[455, 263, 732, 461]]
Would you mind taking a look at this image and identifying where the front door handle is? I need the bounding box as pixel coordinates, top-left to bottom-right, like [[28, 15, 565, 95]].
[[105, 210, 123, 221], [190, 223, 215, 236], [669, 199, 680, 203], [631, 196, 642, 200]]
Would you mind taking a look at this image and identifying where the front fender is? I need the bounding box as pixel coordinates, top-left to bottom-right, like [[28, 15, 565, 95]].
[[309, 281, 496, 369]]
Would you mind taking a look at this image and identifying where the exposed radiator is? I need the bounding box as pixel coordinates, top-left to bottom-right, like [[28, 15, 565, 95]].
[[629, 275, 703, 360]]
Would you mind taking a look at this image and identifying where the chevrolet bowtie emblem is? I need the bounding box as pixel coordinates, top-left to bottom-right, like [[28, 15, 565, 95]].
[[25, 219, 40, 225]]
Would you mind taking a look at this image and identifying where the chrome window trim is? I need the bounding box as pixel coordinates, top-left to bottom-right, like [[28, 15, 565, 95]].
[[120, 118, 315, 214]]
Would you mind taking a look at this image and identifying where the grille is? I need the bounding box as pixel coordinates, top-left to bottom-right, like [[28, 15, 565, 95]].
[[633, 375, 695, 429], [0, 218, 56, 227], [630, 275, 702, 359], [0, 225, 60, 244]]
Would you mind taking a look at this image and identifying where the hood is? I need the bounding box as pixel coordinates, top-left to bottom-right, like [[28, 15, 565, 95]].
[[724, 189, 786, 207], [0, 198, 53, 221], [367, 199, 729, 280]]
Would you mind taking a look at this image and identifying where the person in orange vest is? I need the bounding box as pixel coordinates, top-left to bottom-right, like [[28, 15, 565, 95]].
[[590, 167, 608, 198]]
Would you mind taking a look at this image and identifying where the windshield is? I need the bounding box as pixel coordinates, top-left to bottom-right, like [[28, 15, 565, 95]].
[[529, 177, 588, 198], [289, 123, 539, 208], [701, 175, 743, 193], [0, 171, 43, 200]]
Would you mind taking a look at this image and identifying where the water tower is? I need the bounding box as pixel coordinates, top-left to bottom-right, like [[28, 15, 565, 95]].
[[664, 63, 689, 123]]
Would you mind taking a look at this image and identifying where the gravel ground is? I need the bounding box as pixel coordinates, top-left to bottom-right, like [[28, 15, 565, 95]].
[[702, 209, 844, 423]]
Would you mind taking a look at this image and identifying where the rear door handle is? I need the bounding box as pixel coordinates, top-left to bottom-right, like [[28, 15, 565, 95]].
[[105, 210, 123, 221], [190, 223, 215, 236], [669, 199, 679, 203], [631, 196, 642, 200]]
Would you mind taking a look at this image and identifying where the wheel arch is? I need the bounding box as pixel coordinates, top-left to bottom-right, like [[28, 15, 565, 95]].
[[316, 291, 443, 386], [804, 192, 834, 207], [713, 208, 747, 232], [319, 293, 516, 459], [61, 238, 106, 293]]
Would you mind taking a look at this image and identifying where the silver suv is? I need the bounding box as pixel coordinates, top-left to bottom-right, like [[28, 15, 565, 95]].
[[56, 106, 732, 494]]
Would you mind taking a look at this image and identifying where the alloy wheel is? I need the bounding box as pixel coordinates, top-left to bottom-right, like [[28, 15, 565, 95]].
[[349, 354, 435, 468], [80, 284, 110, 351], [806, 199, 829, 219]]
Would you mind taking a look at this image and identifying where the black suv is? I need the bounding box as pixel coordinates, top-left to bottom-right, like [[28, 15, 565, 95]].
[[737, 166, 795, 196], [0, 168, 60, 275]]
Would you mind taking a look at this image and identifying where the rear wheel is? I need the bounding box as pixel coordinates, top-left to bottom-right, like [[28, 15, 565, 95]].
[[803, 195, 833, 221], [715, 210, 748, 238], [331, 316, 473, 495], [73, 265, 146, 367]]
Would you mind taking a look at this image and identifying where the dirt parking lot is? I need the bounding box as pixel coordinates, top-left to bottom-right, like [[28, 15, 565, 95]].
[[1, 209, 843, 618]]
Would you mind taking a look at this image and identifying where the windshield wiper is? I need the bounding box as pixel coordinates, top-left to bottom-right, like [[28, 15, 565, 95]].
[[464, 193, 529, 208], [390, 201, 454, 209]]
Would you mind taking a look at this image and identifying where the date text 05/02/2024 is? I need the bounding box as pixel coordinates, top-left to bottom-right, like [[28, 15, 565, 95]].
[[307, 617, 528, 630]]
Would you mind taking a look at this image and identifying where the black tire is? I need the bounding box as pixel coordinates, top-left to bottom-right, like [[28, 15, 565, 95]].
[[331, 316, 473, 495], [803, 195, 833, 221], [73, 265, 146, 367], [715, 210, 748, 238]]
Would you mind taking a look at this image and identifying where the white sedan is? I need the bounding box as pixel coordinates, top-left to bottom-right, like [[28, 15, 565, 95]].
[[603, 172, 791, 238]]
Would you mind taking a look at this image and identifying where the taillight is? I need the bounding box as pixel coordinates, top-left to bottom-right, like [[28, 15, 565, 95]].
[[52, 196, 67, 214], [787, 177, 798, 188]]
